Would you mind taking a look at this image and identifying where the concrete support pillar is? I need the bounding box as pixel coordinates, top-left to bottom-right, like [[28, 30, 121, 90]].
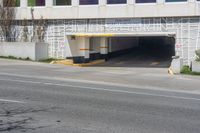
[[127, 0, 134, 4], [157, 0, 165, 4], [21, 0, 27, 7], [188, 0, 195, 2], [99, 0, 106, 5], [79, 37, 90, 62], [72, 0, 79, 6], [100, 37, 108, 59], [46, 0, 53, 7]]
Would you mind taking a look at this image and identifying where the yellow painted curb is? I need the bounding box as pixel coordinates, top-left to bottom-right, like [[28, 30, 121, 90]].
[[51, 59, 74, 66], [51, 59, 105, 67], [50, 61, 56, 64], [73, 59, 105, 67]]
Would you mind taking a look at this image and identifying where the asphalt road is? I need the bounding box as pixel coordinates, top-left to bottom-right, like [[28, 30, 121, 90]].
[[0, 59, 200, 133]]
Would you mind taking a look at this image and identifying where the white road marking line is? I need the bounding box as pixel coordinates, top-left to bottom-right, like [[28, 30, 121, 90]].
[[0, 98, 26, 103], [0, 78, 200, 102]]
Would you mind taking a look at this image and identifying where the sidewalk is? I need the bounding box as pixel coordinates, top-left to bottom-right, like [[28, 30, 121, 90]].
[[0, 58, 200, 94]]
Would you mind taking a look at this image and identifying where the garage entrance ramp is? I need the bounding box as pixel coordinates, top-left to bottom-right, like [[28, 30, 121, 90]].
[[94, 36, 175, 68]]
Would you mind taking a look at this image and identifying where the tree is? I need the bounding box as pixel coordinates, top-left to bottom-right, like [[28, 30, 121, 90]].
[[30, 8, 46, 42], [21, 19, 29, 42], [0, 0, 17, 41]]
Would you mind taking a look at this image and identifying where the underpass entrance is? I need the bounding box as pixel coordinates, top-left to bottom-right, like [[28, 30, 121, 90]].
[[99, 36, 175, 68]]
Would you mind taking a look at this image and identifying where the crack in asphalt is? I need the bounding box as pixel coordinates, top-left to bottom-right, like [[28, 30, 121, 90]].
[[0, 105, 56, 132]]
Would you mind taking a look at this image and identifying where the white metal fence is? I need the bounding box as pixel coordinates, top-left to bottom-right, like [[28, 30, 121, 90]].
[[1, 17, 200, 64]]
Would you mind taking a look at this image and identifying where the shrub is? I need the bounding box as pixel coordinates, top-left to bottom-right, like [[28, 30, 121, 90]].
[[39, 58, 56, 63], [181, 65, 191, 74], [7, 56, 17, 59], [25, 57, 30, 60], [181, 65, 200, 75]]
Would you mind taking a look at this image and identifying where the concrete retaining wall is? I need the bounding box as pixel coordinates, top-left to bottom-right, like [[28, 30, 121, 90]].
[[0, 42, 49, 61], [192, 61, 200, 72]]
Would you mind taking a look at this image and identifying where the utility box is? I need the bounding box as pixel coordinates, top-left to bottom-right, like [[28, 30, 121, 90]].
[[192, 61, 200, 72]]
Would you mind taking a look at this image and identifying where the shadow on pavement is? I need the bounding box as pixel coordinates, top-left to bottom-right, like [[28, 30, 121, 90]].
[[94, 47, 174, 68]]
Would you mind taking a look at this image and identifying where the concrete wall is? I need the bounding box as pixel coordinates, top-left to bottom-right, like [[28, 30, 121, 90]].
[[0, 42, 48, 61], [66, 36, 104, 58], [66, 36, 80, 57], [9, 0, 199, 20], [35, 42, 49, 61], [65, 36, 90, 58], [110, 37, 139, 52]]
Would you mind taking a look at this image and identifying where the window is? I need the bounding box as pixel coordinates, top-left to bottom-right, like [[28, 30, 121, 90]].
[[53, 0, 71, 6], [107, 0, 127, 4], [79, 0, 99, 5], [3, 0, 20, 7], [28, 0, 45, 6], [166, 0, 187, 2], [136, 0, 156, 3]]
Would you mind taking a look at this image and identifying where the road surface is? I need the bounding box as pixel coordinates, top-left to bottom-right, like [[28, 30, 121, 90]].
[[0, 59, 200, 133]]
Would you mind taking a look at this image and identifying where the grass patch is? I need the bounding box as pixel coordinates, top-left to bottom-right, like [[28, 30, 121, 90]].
[[0, 55, 17, 59], [0, 56, 31, 61], [0, 56, 60, 63], [181, 65, 200, 76], [39, 58, 58, 63]]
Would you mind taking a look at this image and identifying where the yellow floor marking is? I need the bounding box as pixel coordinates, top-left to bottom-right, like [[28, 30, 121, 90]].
[[150, 62, 160, 66]]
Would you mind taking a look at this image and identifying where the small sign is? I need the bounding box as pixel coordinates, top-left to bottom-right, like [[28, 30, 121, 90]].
[[176, 44, 181, 49], [60, 43, 65, 48]]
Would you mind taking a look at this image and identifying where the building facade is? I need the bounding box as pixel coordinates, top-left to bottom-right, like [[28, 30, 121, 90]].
[[1, 0, 200, 64]]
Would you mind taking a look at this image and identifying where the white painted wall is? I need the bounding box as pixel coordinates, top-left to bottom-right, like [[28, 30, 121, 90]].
[[110, 37, 139, 52], [0, 42, 48, 61], [14, 1, 199, 20], [66, 36, 80, 57]]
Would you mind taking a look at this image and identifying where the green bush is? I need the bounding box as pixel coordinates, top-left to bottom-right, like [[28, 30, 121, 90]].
[[181, 65, 191, 74], [25, 57, 30, 60], [181, 65, 200, 76], [7, 56, 18, 59]]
